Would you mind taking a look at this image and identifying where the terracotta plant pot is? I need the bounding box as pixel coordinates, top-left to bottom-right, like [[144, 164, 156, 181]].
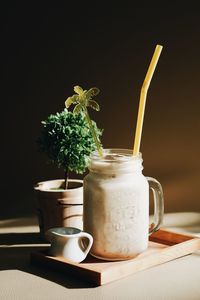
[[34, 179, 83, 239]]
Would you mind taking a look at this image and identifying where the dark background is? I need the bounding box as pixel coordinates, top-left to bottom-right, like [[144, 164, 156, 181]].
[[1, 2, 200, 219]]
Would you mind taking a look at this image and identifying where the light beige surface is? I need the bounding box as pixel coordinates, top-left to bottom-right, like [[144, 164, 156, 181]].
[[1, 213, 200, 300]]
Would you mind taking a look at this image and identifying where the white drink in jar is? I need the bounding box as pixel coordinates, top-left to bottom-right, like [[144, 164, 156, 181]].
[[83, 149, 164, 261]]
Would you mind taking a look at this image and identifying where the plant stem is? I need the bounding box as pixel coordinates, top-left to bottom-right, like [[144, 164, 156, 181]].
[[64, 168, 69, 190], [84, 107, 103, 157]]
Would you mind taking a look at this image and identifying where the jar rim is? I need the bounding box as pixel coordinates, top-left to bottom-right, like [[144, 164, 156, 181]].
[[90, 148, 142, 162]]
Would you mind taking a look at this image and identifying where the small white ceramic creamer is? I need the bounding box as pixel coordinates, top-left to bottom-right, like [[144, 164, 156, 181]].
[[46, 227, 93, 263]]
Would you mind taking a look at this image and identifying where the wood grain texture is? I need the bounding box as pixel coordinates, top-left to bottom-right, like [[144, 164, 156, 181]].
[[30, 229, 200, 285]]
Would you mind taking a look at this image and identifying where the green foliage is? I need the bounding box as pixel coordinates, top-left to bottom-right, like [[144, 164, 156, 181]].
[[65, 85, 103, 157], [38, 108, 102, 174]]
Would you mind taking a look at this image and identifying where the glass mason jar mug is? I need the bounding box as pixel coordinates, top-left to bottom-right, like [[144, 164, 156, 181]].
[[83, 149, 164, 261]]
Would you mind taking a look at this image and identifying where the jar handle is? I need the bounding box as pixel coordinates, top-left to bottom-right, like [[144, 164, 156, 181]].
[[146, 177, 164, 235]]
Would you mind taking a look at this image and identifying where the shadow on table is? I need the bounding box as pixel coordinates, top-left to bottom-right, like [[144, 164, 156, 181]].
[[0, 232, 97, 289], [0, 232, 44, 245]]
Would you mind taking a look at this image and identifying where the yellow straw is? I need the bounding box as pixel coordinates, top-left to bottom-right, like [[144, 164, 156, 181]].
[[133, 44, 163, 156]]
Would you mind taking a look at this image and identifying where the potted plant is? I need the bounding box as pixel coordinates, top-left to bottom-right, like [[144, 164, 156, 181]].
[[34, 85, 102, 239]]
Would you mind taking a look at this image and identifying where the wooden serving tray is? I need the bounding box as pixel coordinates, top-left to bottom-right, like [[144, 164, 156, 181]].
[[31, 229, 200, 286]]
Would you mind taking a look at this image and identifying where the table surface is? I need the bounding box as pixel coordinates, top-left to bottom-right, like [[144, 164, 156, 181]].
[[1, 212, 200, 300]]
